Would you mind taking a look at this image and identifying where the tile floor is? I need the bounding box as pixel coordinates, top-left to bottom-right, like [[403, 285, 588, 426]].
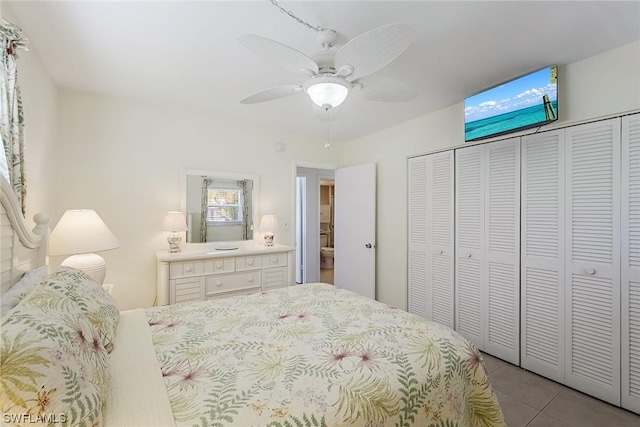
[[319, 267, 334, 284], [482, 352, 640, 427]]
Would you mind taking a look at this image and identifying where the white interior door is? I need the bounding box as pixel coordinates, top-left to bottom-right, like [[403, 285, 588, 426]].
[[565, 118, 621, 405], [455, 145, 485, 349], [521, 129, 566, 383], [334, 163, 376, 299], [483, 138, 520, 365], [622, 113, 640, 412]]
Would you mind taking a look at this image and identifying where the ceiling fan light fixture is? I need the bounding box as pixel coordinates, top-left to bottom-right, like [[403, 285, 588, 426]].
[[304, 76, 351, 108]]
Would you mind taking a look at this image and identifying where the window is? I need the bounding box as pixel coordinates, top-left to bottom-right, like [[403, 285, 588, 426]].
[[207, 187, 243, 223]]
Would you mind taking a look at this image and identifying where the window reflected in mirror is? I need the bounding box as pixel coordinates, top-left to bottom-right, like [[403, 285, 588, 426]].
[[185, 175, 254, 243]]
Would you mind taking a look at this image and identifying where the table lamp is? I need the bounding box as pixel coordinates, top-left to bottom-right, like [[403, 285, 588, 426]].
[[259, 214, 278, 247], [163, 211, 188, 253], [49, 209, 121, 285]]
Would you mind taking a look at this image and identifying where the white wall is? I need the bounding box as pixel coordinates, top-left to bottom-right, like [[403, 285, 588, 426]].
[[341, 40, 640, 311], [2, 5, 59, 228], [55, 90, 339, 310]]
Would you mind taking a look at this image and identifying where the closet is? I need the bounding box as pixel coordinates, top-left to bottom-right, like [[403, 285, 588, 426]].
[[408, 151, 454, 329], [521, 118, 621, 405], [455, 138, 520, 365], [407, 112, 639, 412], [622, 113, 640, 413]]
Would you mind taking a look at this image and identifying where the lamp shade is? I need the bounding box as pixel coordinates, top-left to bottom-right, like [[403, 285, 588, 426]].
[[50, 209, 121, 256], [259, 214, 278, 231], [163, 211, 188, 232], [304, 76, 350, 108]]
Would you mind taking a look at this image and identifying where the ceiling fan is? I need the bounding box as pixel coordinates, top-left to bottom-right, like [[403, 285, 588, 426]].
[[238, 23, 417, 110]]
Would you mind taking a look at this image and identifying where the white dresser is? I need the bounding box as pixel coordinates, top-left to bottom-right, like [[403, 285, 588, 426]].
[[156, 244, 295, 305]]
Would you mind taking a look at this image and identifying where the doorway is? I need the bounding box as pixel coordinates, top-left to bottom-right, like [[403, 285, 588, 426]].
[[295, 166, 335, 284]]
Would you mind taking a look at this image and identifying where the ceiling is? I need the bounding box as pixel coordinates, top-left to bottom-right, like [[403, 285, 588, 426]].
[[6, 1, 640, 143]]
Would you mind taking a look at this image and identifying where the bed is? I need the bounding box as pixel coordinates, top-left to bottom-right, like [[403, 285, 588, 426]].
[[0, 176, 505, 427]]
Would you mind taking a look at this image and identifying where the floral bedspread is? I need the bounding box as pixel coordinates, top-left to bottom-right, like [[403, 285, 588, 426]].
[[145, 283, 505, 427]]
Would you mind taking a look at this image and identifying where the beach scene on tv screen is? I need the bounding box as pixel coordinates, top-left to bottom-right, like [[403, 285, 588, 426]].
[[464, 66, 557, 141]]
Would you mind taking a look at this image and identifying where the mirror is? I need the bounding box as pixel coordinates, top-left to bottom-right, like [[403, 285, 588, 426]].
[[181, 169, 258, 244]]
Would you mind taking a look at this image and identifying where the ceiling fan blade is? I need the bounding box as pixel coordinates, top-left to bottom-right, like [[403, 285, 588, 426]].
[[240, 85, 303, 104], [238, 34, 319, 76], [335, 23, 414, 81], [354, 76, 417, 102]]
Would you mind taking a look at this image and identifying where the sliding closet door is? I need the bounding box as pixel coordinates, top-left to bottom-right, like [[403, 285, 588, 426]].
[[455, 145, 485, 349], [521, 130, 566, 383], [408, 152, 454, 328], [622, 113, 640, 412], [483, 138, 520, 365], [565, 118, 621, 405]]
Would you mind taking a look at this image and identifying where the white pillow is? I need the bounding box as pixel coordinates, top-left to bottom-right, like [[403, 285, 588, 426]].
[[0, 265, 48, 315]]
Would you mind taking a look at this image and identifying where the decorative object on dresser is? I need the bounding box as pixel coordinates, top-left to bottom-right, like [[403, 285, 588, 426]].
[[49, 209, 120, 285], [259, 214, 278, 246], [162, 211, 188, 253], [156, 244, 295, 305]]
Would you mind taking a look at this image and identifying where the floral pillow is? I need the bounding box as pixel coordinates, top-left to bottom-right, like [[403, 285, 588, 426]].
[[42, 267, 120, 353], [1, 281, 109, 426], [0, 265, 48, 316]]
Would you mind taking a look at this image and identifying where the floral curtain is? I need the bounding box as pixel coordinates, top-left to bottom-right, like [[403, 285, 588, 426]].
[[237, 179, 250, 240], [200, 177, 213, 242], [1, 19, 28, 216]]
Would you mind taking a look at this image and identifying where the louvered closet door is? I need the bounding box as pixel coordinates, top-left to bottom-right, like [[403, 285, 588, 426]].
[[483, 138, 520, 365], [455, 145, 485, 348], [565, 118, 621, 405], [407, 152, 454, 328], [622, 113, 640, 413], [521, 130, 566, 383], [428, 151, 454, 328], [408, 156, 429, 318]]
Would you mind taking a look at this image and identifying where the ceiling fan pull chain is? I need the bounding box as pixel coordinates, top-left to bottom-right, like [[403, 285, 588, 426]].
[[265, 0, 325, 33]]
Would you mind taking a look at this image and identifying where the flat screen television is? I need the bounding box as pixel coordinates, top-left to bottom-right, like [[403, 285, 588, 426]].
[[464, 65, 558, 142]]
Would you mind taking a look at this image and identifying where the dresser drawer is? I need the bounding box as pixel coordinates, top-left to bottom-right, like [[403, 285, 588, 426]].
[[205, 271, 262, 296], [169, 258, 234, 279], [236, 255, 263, 271], [263, 267, 287, 289], [262, 253, 287, 268], [170, 277, 205, 304]]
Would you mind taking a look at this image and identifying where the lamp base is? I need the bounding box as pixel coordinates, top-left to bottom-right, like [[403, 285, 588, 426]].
[[264, 232, 274, 247], [168, 232, 182, 253], [61, 253, 106, 285]]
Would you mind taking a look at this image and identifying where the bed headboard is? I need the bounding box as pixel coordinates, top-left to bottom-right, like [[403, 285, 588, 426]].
[[1, 175, 50, 295]]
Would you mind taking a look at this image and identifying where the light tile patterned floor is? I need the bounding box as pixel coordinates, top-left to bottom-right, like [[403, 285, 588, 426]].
[[482, 352, 640, 427]]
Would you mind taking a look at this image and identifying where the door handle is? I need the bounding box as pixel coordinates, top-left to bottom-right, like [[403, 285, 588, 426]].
[[365, 243, 373, 248]]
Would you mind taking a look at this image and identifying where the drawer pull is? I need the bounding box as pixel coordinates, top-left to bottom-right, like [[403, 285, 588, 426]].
[[271, 256, 277, 263], [185, 266, 193, 273], [216, 262, 222, 269], [248, 277, 254, 283], [216, 281, 222, 287], [586, 268, 596, 275], [248, 259, 254, 266]]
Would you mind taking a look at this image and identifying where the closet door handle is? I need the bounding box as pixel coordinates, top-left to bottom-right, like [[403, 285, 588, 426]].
[[586, 268, 596, 275], [437, 250, 443, 255], [466, 253, 472, 258]]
